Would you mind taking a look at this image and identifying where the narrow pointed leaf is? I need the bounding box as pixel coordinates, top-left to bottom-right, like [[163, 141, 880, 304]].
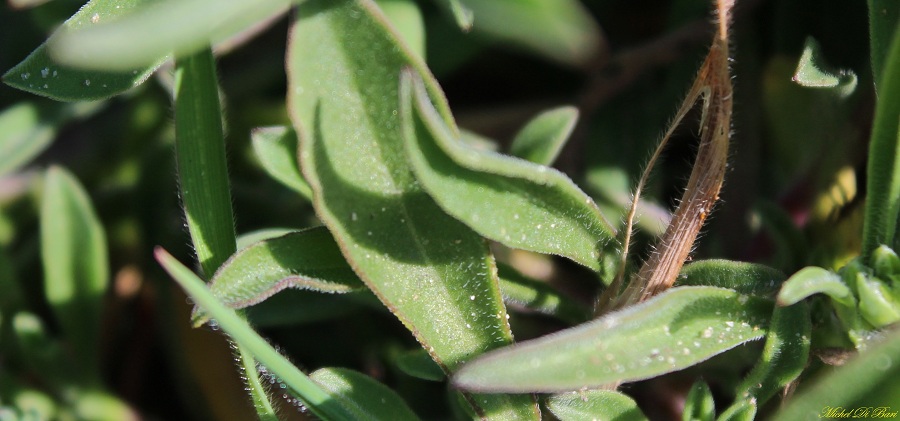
[[2, 0, 161, 101], [498, 263, 590, 324], [546, 390, 647, 421], [773, 329, 900, 421], [683, 380, 714, 421], [404, 72, 616, 270], [432, 0, 474, 31], [49, 0, 292, 71], [288, 1, 538, 418], [509, 106, 578, 166], [40, 166, 108, 373], [236, 344, 278, 421], [792, 37, 857, 98], [154, 248, 356, 421], [733, 302, 810, 406], [310, 367, 421, 421], [776, 267, 854, 307], [395, 349, 445, 381], [454, 287, 772, 393], [194, 228, 365, 326], [677, 260, 786, 297], [251, 126, 312, 200]]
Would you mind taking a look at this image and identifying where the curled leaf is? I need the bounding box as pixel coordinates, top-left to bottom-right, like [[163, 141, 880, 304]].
[[777, 267, 853, 307]]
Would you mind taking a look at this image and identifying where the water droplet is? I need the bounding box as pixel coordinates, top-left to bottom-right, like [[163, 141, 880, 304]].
[[84, 79, 91, 86], [683, 348, 691, 355], [469, 295, 475, 300], [40, 68, 49, 78], [20, 73, 29, 80], [513, 214, 519, 219], [351, 212, 358, 221], [91, 13, 100, 23], [702, 327, 714, 338], [875, 355, 893, 371], [725, 321, 734, 327]]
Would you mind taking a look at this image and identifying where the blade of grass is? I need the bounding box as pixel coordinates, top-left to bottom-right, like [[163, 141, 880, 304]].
[[862, 23, 900, 258], [155, 248, 356, 421]]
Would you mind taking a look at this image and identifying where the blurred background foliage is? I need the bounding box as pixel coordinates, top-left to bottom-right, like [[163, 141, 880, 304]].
[[0, 0, 876, 419]]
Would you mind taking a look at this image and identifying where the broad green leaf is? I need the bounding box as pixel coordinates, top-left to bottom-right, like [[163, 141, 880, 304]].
[[395, 349, 445, 381], [2, 0, 162, 101], [244, 289, 368, 327], [174, 48, 236, 277], [195, 228, 366, 326], [288, 1, 538, 418], [463, 0, 601, 66], [48, 0, 292, 71], [716, 400, 756, 421], [683, 380, 714, 421], [0, 102, 102, 175], [154, 248, 356, 421], [40, 166, 108, 374], [376, 0, 425, 59], [733, 302, 810, 407], [777, 267, 854, 307], [453, 287, 772, 393], [677, 260, 786, 297], [773, 329, 900, 421], [509, 106, 578, 166], [546, 390, 647, 421], [868, 0, 900, 88], [403, 72, 616, 271], [432, 0, 474, 32], [250, 126, 312, 200], [792, 37, 858, 98], [498, 263, 589, 324], [310, 367, 421, 421], [862, 21, 900, 257]]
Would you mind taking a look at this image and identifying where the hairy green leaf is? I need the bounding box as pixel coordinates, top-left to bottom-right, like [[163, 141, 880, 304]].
[[777, 267, 854, 307], [48, 0, 292, 71], [509, 106, 578, 166], [40, 166, 108, 375], [717, 400, 756, 421], [288, 1, 538, 418], [683, 380, 714, 421], [793, 37, 857, 98], [310, 367, 421, 421], [498, 263, 589, 324], [403, 71, 616, 271], [251, 126, 313, 200], [871, 245, 900, 280], [453, 287, 772, 392], [732, 302, 810, 407], [677, 260, 786, 297], [2, 0, 161, 101], [546, 390, 647, 421], [856, 275, 900, 327], [377, 0, 425, 59], [195, 228, 366, 326], [155, 248, 356, 421], [773, 329, 900, 420]]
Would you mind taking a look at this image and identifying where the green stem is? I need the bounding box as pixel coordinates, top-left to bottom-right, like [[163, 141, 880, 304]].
[[868, 0, 900, 88], [862, 27, 900, 259]]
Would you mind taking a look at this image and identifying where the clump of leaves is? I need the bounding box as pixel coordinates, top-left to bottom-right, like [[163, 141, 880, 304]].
[[2, 0, 899, 419]]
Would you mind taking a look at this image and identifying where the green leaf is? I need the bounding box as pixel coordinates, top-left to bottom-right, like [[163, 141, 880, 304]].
[[154, 247, 356, 421], [11, 312, 70, 386], [376, 0, 425, 59], [236, 228, 296, 250], [432, 0, 474, 32], [677, 260, 786, 297], [716, 400, 756, 421], [546, 390, 648, 421], [395, 348, 445, 381], [732, 302, 810, 407], [310, 367, 421, 421], [773, 329, 900, 421], [48, 0, 292, 71], [40, 166, 108, 374], [250, 126, 313, 200], [463, 0, 601, 66], [508, 106, 578, 166], [497, 263, 590, 324], [857, 275, 900, 327], [174, 48, 236, 277], [236, 344, 278, 421], [287, 1, 538, 418], [683, 380, 714, 421], [777, 267, 854, 307], [871, 245, 900, 279], [862, 21, 900, 258], [403, 71, 616, 271], [792, 37, 857, 98], [2, 0, 162, 101], [453, 287, 772, 393], [868, 0, 900, 88], [195, 228, 366, 326]]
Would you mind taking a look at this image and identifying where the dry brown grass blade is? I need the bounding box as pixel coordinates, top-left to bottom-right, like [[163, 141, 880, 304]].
[[600, 0, 735, 313]]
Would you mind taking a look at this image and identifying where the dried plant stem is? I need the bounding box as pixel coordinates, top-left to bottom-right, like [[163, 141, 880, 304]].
[[601, 0, 734, 314]]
